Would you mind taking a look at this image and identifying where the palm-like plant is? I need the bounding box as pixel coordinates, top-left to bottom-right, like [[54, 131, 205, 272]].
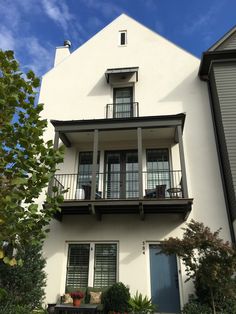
[[129, 292, 156, 313]]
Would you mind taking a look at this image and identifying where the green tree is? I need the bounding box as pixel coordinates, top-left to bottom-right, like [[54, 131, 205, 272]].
[[161, 220, 236, 314], [0, 244, 46, 313], [0, 50, 64, 265]]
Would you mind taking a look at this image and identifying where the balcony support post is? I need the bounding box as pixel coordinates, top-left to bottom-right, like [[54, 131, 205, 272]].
[[91, 129, 99, 200], [177, 125, 188, 198], [53, 131, 59, 149], [48, 131, 60, 197], [137, 127, 143, 198]]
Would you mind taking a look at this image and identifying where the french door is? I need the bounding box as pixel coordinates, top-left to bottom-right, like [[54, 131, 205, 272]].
[[105, 150, 138, 199]]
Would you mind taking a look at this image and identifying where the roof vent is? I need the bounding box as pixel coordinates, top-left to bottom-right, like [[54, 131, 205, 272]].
[[64, 40, 72, 48]]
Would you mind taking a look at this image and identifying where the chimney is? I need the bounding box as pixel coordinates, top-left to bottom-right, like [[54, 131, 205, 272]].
[[54, 40, 71, 67]]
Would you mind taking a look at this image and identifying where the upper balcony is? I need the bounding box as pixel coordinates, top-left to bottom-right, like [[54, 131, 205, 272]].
[[106, 102, 139, 119], [49, 114, 193, 221]]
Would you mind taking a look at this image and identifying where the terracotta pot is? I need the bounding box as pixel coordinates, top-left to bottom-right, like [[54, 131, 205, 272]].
[[73, 298, 81, 307]]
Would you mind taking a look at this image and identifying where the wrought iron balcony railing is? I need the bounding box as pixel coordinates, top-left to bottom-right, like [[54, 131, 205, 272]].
[[52, 170, 183, 201], [106, 102, 139, 118]]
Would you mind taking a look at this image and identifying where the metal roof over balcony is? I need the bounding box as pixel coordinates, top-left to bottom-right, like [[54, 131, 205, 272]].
[[51, 113, 186, 147], [105, 66, 139, 83]]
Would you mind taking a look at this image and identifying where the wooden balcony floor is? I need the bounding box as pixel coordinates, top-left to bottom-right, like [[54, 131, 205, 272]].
[[54, 197, 193, 221]]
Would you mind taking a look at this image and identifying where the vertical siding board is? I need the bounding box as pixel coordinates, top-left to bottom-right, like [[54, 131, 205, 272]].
[[210, 62, 236, 219]]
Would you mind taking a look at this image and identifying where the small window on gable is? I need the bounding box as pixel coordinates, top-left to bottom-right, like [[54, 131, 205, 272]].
[[119, 30, 127, 46]]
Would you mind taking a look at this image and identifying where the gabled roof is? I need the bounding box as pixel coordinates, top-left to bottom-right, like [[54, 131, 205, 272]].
[[44, 13, 199, 77], [199, 25, 236, 80], [208, 25, 236, 51]]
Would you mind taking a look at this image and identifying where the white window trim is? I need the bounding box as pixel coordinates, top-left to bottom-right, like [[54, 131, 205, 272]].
[[63, 241, 119, 291], [118, 30, 127, 46]]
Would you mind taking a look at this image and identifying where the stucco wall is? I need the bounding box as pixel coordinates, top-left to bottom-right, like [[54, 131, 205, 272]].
[[39, 14, 231, 306]]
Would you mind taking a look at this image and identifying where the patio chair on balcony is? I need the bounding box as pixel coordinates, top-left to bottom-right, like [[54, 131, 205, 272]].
[[82, 184, 91, 199], [81, 184, 102, 200], [156, 184, 166, 198], [145, 184, 166, 199]]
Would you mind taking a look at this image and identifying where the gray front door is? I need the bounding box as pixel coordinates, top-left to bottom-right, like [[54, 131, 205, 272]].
[[149, 245, 180, 313]]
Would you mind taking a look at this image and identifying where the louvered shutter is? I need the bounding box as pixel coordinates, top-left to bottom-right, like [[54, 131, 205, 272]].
[[66, 244, 90, 288], [94, 244, 117, 288]]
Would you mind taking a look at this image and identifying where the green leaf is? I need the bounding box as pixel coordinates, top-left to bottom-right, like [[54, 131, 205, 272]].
[[11, 177, 28, 185]]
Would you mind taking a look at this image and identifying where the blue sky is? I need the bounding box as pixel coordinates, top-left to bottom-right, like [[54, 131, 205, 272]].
[[0, 0, 235, 77]]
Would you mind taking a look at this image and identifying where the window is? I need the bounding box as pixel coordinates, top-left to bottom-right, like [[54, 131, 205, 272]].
[[77, 152, 100, 188], [113, 87, 133, 118], [146, 149, 170, 191], [66, 243, 117, 289], [119, 30, 127, 46]]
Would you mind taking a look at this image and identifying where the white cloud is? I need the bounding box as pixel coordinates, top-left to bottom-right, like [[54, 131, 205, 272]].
[[23, 37, 53, 75], [41, 0, 73, 34], [0, 27, 16, 51]]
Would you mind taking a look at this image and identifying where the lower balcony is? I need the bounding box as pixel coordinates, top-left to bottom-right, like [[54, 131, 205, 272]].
[[51, 170, 193, 221]]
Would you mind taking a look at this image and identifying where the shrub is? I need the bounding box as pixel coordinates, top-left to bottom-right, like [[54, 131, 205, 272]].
[[218, 298, 236, 314], [103, 282, 130, 313], [0, 244, 46, 311], [182, 301, 211, 314]]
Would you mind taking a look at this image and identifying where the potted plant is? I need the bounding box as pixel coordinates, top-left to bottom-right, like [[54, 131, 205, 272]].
[[70, 291, 84, 307], [103, 282, 130, 314]]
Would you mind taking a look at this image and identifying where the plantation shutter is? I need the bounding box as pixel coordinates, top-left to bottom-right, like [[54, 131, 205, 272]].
[[66, 244, 90, 288], [94, 244, 117, 288]]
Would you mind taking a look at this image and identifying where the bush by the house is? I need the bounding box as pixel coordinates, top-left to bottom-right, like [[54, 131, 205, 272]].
[[0, 244, 46, 313], [103, 282, 130, 313]]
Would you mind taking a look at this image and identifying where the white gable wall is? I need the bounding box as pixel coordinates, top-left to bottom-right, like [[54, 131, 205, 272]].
[[39, 14, 231, 307]]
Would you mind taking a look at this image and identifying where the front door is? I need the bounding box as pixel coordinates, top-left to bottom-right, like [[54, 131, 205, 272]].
[[105, 150, 138, 199], [149, 245, 180, 313]]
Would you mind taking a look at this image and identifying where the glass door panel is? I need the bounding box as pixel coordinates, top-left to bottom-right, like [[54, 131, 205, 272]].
[[105, 152, 121, 199], [113, 87, 133, 118], [146, 149, 170, 195], [126, 152, 138, 198], [105, 150, 138, 199]]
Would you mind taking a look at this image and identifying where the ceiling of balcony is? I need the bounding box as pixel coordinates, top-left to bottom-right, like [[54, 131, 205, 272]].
[[64, 127, 176, 145]]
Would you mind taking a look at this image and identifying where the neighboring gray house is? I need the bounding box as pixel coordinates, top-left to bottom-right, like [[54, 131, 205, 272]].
[[199, 26, 236, 242]]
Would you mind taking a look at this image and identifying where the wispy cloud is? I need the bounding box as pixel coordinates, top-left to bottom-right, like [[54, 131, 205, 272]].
[[0, 27, 16, 51], [0, 0, 53, 76], [155, 20, 164, 35], [81, 0, 123, 18], [143, 0, 159, 11], [41, 0, 72, 34], [184, 2, 225, 35], [23, 37, 54, 75]]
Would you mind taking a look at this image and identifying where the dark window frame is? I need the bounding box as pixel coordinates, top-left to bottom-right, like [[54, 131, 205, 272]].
[[113, 87, 133, 118], [65, 243, 118, 289], [119, 31, 127, 45]]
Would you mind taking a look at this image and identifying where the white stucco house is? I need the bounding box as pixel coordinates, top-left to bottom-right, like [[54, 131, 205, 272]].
[[39, 14, 236, 313]]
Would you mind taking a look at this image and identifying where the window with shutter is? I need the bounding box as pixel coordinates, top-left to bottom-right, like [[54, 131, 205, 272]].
[[94, 244, 117, 288], [66, 244, 90, 288], [65, 243, 117, 289]]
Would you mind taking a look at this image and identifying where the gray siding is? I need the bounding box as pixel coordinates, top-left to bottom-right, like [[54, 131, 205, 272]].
[[210, 62, 236, 218], [216, 31, 236, 50]]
